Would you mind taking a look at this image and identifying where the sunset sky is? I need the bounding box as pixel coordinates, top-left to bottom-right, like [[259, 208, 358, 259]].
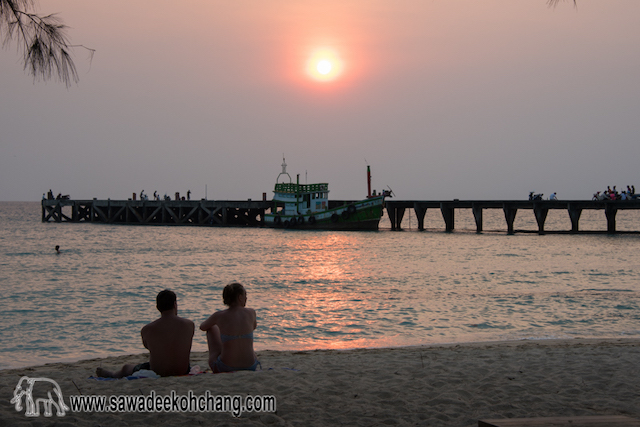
[[1, 0, 639, 201]]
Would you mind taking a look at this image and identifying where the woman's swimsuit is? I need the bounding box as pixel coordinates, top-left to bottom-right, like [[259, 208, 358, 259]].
[[214, 356, 261, 373], [215, 331, 260, 372], [220, 331, 254, 343]]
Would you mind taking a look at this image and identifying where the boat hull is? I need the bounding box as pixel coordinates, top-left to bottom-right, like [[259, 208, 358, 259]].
[[264, 197, 384, 231]]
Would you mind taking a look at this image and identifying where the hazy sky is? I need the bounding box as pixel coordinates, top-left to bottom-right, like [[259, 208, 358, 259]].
[[2, 0, 639, 201]]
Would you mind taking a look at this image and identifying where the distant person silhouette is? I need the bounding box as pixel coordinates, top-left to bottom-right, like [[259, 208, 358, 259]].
[[55, 245, 60, 254]]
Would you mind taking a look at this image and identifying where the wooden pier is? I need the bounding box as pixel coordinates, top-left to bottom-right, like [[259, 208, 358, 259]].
[[41, 199, 272, 227], [385, 200, 640, 233], [41, 199, 363, 227], [42, 198, 640, 233]]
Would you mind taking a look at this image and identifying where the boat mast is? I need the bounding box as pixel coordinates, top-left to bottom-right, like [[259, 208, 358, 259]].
[[276, 156, 292, 184], [367, 165, 372, 198], [296, 174, 300, 214]]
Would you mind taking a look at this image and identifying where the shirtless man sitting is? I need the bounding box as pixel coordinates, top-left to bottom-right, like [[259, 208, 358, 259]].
[[96, 289, 195, 378]]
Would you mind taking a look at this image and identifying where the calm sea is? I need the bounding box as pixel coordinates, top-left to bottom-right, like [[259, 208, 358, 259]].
[[1, 201, 639, 370]]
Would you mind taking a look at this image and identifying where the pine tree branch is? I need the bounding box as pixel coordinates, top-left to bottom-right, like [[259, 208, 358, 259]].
[[1, 0, 89, 87]]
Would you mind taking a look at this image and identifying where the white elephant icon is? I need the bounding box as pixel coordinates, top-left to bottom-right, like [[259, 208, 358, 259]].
[[10, 376, 69, 417]]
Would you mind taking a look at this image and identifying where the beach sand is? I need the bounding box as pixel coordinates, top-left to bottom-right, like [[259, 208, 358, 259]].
[[1, 339, 639, 426]]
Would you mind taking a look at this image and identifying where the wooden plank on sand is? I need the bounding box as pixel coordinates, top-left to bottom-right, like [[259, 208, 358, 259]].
[[479, 415, 640, 427]]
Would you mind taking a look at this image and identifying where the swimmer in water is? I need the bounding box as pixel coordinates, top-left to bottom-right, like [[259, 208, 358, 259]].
[[55, 245, 60, 254]]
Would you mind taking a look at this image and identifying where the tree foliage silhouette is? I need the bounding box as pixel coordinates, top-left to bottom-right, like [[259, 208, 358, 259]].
[[547, 0, 577, 7], [1, 0, 88, 87]]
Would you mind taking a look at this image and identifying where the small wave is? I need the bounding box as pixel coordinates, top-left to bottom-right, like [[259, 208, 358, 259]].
[[614, 305, 637, 310], [468, 322, 499, 329], [580, 288, 633, 293]]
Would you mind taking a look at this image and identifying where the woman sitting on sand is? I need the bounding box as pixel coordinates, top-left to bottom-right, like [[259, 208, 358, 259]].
[[200, 282, 259, 373]]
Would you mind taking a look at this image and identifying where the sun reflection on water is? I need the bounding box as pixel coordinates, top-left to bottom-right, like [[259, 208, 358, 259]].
[[260, 232, 391, 350]]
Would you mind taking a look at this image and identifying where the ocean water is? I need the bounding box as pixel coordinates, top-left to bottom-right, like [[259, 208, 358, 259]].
[[1, 201, 639, 370]]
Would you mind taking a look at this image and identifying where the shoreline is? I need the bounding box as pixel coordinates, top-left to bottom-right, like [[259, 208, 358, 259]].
[[2, 335, 638, 372], [0, 335, 630, 372], [2, 338, 639, 426]]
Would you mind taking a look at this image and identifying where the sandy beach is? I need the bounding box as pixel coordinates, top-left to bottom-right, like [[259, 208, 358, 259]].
[[2, 338, 639, 426]]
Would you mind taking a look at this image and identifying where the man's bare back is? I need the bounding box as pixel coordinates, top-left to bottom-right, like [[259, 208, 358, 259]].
[[142, 310, 194, 376], [96, 290, 194, 378]]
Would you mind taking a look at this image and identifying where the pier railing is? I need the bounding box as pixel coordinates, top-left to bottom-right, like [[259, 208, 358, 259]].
[[274, 183, 329, 194], [385, 199, 640, 233]]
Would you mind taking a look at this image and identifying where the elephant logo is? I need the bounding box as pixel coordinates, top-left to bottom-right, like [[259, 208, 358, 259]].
[[10, 376, 69, 417]]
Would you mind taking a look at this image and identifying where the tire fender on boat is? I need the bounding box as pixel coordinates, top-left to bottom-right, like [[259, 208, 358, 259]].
[[309, 216, 316, 225], [347, 204, 356, 214], [298, 216, 304, 224], [274, 216, 282, 225], [341, 210, 350, 219], [331, 213, 339, 223]]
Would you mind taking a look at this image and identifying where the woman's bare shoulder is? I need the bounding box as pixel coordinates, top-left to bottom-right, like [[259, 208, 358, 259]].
[[200, 309, 226, 330]]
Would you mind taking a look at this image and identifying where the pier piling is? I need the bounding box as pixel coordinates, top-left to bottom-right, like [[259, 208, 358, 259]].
[[503, 206, 518, 235], [472, 204, 483, 233], [384, 199, 640, 234], [605, 204, 618, 233], [568, 204, 582, 233], [414, 204, 427, 231], [533, 204, 549, 233], [440, 203, 455, 232]]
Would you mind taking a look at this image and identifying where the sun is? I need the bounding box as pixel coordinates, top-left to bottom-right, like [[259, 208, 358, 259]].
[[317, 60, 332, 75], [306, 48, 343, 82]]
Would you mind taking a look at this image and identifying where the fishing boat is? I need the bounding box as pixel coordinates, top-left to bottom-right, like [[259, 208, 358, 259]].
[[264, 159, 389, 230]]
